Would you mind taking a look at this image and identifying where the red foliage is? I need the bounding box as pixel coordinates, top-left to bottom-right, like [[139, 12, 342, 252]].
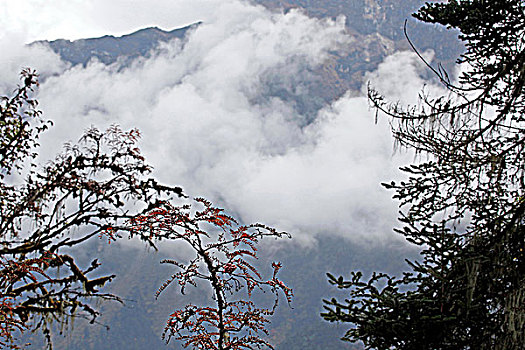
[[1, 70, 184, 347], [126, 198, 292, 350]]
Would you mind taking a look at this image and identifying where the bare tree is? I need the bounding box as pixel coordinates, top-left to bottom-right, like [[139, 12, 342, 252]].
[[0, 69, 184, 348], [126, 198, 293, 350]]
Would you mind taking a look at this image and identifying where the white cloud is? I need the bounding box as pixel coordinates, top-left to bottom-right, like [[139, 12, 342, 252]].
[[0, 37, 68, 91], [227, 94, 401, 245], [364, 49, 441, 105], [1, 0, 442, 245]]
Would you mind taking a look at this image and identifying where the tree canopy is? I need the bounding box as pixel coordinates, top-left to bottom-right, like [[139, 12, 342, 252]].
[[322, 0, 524, 349], [0, 69, 183, 348], [125, 198, 292, 350]]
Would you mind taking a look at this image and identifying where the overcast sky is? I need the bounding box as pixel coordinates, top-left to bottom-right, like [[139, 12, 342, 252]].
[[1, 0, 444, 246], [1, 0, 225, 42]]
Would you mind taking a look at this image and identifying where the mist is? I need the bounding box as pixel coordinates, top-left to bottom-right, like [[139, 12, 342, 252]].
[[1, 0, 445, 245]]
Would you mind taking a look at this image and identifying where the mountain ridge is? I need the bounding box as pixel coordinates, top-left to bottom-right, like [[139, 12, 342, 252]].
[[33, 23, 198, 67], [31, 1, 462, 117]]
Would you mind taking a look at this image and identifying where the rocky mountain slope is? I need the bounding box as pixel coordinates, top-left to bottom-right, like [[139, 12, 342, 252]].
[[33, 23, 197, 67], [34, 1, 462, 116], [256, 0, 462, 94]]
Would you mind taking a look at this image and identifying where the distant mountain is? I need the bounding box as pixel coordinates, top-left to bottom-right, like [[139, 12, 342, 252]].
[[33, 23, 198, 67], [256, 0, 453, 41], [25, 237, 418, 350], [31, 1, 462, 118], [256, 0, 463, 92]]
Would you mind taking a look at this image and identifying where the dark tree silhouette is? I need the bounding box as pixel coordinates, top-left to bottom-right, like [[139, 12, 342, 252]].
[[125, 198, 292, 350], [0, 69, 184, 348], [323, 1, 524, 349]]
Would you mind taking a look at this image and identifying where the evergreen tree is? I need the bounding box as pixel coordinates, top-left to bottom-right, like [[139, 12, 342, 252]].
[[322, 1, 524, 349]]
